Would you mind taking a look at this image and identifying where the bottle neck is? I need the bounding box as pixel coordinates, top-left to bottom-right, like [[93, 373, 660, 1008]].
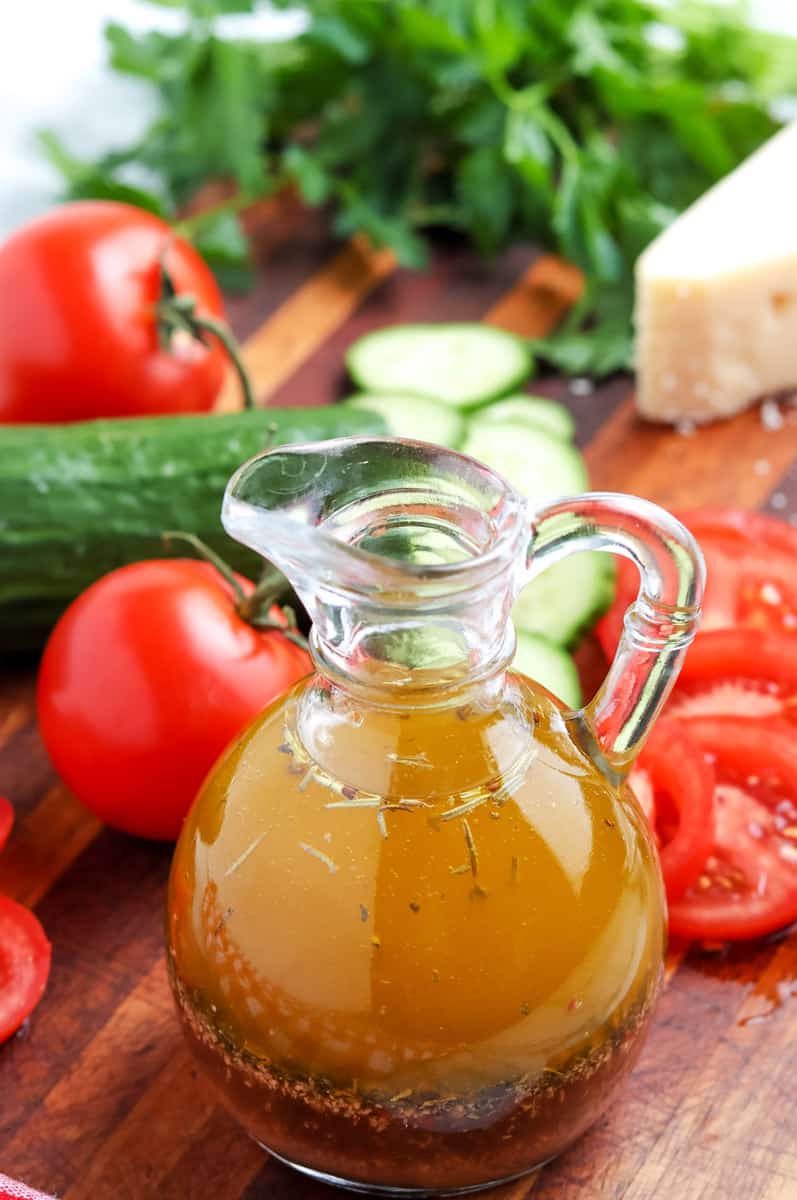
[[307, 580, 517, 708]]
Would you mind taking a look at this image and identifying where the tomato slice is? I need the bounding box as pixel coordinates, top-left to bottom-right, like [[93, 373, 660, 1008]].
[[597, 509, 797, 658], [0, 797, 12, 854], [668, 719, 797, 942], [678, 507, 797, 558], [631, 722, 715, 902], [0, 897, 51, 1042], [669, 628, 797, 725], [596, 555, 634, 659]]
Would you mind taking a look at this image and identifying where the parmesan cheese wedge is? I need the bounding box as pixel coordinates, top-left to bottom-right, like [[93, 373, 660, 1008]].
[[635, 120, 797, 424]]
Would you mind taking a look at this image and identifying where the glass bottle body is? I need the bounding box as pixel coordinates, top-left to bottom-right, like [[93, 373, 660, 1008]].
[[167, 667, 665, 1193]]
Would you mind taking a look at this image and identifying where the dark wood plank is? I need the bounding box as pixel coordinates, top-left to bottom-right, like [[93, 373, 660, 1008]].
[[216, 235, 396, 410], [532, 936, 797, 1199], [159, 1106, 265, 1200], [227, 195, 339, 341], [0, 833, 171, 1163], [586, 396, 797, 508], [3, 961, 174, 1197], [266, 241, 540, 409]]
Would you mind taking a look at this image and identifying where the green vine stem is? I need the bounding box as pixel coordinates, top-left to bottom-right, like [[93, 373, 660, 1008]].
[[162, 531, 309, 651], [155, 250, 255, 410], [172, 190, 251, 241]]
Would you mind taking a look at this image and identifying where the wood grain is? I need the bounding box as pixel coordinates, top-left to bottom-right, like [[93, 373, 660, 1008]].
[[265, 240, 544, 410], [216, 234, 396, 410], [1, 217, 796, 1200], [586, 395, 797, 506], [485, 254, 583, 334]]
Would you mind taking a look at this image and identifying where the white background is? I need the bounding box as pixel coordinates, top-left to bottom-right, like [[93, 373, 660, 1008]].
[[0, 0, 795, 238]]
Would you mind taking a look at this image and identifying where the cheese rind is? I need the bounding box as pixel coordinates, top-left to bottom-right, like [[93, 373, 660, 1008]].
[[635, 121, 797, 424]]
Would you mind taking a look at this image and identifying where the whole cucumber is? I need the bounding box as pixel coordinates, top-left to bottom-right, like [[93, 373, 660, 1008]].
[[1, 406, 385, 650]]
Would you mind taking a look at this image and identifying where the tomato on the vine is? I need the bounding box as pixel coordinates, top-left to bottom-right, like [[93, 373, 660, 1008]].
[[37, 560, 311, 840], [0, 201, 228, 423]]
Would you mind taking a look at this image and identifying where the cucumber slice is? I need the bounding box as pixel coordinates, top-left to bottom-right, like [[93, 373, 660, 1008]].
[[461, 423, 611, 647], [513, 552, 616, 649], [512, 631, 582, 708], [460, 423, 588, 505], [469, 394, 575, 442], [346, 324, 532, 409], [343, 393, 464, 448]]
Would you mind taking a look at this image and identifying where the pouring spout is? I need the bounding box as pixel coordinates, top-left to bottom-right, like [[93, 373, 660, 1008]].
[[221, 437, 529, 687]]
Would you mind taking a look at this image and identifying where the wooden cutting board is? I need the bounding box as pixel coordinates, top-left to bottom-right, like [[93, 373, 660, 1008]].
[[1, 199, 796, 1200]]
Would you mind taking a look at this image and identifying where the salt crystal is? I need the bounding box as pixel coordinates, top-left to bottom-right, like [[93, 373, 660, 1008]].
[[761, 399, 784, 431], [771, 492, 788, 511], [753, 459, 772, 476], [569, 377, 594, 397], [675, 418, 696, 437]]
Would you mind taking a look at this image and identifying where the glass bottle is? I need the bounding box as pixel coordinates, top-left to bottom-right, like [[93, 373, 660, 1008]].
[[166, 438, 704, 1194]]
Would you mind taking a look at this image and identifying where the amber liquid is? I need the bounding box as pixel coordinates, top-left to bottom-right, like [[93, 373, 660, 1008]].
[[167, 670, 665, 1191]]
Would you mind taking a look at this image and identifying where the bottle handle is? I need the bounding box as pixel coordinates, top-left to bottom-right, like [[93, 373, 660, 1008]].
[[523, 493, 705, 780]]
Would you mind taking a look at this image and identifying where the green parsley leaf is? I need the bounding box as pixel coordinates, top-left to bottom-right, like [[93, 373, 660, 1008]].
[[39, 0, 797, 376]]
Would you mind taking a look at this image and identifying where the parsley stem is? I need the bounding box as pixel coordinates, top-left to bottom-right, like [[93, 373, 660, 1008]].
[[173, 191, 251, 240]]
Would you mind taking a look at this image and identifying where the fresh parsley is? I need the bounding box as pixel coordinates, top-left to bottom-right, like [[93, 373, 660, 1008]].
[[39, 0, 797, 374]]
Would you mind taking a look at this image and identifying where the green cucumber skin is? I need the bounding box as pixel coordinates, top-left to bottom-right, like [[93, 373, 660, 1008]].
[[342, 393, 465, 448], [513, 554, 616, 649], [512, 631, 582, 708], [346, 324, 533, 410], [467, 394, 576, 441], [0, 407, 385, 651]]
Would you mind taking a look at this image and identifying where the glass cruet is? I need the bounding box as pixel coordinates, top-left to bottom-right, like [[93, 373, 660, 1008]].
[[166, 437, 704, 1195]]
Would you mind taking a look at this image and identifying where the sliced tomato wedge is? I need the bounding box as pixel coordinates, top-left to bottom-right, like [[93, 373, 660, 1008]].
[[0, 797, 12, 854], [669, 628, 797, 725], [596, 555, 634, 660], [679, 507, 797, 559], [668, 718, 797, 942], [597, 508, 797, 658], [677, 508, 797, 636], [631, 722, 715, 902], [0, 897, 51, 1042]]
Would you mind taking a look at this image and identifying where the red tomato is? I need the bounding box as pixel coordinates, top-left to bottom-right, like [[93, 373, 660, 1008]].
[[631, 722, 716, 903], [0, 797, 12, 854], [0, 896, 51, 1042], [669, 629, 797, 724], [595, 556, 634, 659], [37, 560, 311, 840], [597, 508, 797, 658], [0, 201, 227, 422], [668, 719, 797, 942], [680, 508, 797, 635]]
